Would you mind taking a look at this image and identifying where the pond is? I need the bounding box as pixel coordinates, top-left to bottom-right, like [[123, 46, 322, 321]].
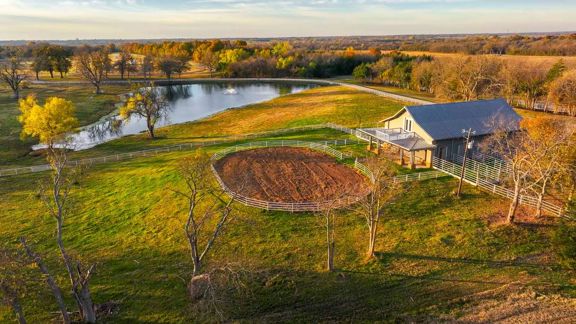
[[34, 81, 319, 151]]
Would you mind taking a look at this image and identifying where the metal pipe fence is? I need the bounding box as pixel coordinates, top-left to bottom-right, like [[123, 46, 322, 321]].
[[432, 157, 565, 217]]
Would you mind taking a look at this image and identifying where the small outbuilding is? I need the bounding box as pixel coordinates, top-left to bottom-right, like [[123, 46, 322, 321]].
[[357, 98, 522, 169]]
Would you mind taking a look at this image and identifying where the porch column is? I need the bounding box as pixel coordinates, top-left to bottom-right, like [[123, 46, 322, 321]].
[[368, 136, 373, 151], [376, 139, 381, 155], [409, 151, 416, 169], [399, 149, 404, 166], [426, 150, 432, 168]]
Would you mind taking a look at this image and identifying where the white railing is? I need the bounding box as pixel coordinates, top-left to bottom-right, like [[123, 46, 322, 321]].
[[375, 129, 416, 142], [451, 154, 505, 183], [210, 140, 347, 162], [211, 141, 450, 212], [392, 170, 447, 183], [211, 141, 370, 212], [0, 123, 365, 178], [432, 157, 565, 217]]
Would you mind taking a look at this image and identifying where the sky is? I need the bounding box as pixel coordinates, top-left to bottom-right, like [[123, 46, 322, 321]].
[[0, 0, 575, 40]]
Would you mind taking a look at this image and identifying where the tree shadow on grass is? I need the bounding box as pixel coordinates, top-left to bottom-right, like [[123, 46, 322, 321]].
[[374, 251, 554, 269]]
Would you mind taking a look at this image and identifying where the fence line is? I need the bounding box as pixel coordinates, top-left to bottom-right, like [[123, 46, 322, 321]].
[[0, 123, 365, 178], [210, 141, 369, 212], [210, 141, 451, 212], [432, 157, 565, 217]]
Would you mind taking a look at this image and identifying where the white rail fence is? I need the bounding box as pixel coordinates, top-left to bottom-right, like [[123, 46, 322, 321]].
[[0, 123, 365, 178], [432, 157, 565, 217], [210, 141, 450, 212], [210, 141, 369, 212]]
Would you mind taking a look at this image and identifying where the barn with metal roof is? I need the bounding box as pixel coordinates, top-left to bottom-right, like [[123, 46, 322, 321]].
[[357, 98, 521, 169]]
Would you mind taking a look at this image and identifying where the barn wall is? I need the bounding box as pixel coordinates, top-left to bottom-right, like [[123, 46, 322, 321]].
[[385, 111, 434, 143]]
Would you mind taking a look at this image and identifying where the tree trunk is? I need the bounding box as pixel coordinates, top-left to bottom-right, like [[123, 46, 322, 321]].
[[49, 70, 54, 78], [60, 71, 64, 79], [0, 282, 26, 324], [535, 194, 544, 218], [507, 187, 520, 224], [21, 238, 71, 324], [147, 122, 155, 139], [367, 217, 377, 258], [327, 241, 334, 272], [76, 285, 96, 323], [35, 71, 39, 81], [12, 88, 19, 100], [94, 84, 102, 94]]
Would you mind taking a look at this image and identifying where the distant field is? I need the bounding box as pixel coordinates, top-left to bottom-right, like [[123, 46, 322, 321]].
[[386, 50, 576, 68]]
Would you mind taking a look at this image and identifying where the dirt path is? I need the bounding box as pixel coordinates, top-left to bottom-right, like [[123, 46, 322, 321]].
[[214, 147, 369, 203]]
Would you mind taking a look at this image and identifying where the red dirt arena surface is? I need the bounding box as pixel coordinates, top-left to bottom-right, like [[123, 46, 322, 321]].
[[214, 147, 370, 203]]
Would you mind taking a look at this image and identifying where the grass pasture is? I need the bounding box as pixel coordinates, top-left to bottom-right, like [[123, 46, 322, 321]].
[[386, 50, 576, 68], [1, 83, 575, 322], [1, 142, 573, 323]]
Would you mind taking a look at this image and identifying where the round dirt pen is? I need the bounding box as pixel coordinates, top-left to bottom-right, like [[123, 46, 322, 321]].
[[211, 141, 372, 212]]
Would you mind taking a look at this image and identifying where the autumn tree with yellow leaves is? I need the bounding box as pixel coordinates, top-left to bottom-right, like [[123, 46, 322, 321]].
[[18, 96, 98, 323]]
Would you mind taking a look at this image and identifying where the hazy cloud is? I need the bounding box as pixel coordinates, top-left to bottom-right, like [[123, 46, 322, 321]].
[[0, 0, 574, 40]]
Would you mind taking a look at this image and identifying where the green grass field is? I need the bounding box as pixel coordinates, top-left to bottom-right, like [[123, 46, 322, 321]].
[[1, 84, 574, 322]]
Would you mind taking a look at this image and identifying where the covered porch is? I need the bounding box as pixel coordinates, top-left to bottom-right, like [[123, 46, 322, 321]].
[[356, 128, 436, 169]]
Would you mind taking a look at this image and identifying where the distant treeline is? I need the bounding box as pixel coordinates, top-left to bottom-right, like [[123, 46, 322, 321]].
[[352, 51, 576, 116], [3, 33, 576, 58], [2, 39, 575, 116]]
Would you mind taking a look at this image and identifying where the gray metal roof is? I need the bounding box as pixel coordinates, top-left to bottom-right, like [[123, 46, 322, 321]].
[[404, 98, 522, 141]]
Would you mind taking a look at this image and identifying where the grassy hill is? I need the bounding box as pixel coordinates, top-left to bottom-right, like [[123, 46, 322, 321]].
[[1, 85, 574, 322]]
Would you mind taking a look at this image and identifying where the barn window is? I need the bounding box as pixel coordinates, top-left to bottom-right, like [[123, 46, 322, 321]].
[[404, 118, 412, 132]]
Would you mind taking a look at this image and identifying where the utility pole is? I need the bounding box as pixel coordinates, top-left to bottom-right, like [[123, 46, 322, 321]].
[[456, 128, 475, 197]]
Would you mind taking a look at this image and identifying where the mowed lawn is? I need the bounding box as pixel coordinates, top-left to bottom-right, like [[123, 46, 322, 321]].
[[1, 145, 572, 323], [0, 83, 128, 165]]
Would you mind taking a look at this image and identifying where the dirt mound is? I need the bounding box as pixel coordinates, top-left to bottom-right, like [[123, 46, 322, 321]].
[[214, 147, 369, 203]]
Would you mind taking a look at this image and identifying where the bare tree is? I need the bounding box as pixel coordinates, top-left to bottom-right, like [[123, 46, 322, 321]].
[[38, 147, 97, 323], [523, 118, 576, 217], [357, 156, 402, 258], [483, 116, 555, 223], [172, 151, 237, 299], [549, 71, 576, 116], [75, 47, 110, 94], [439, 56, 503, 101], [20, 238, 70, 324], [502, 62, 548, 110], [0, 52, 27, 99], [119, 82, 170, 139], [156, 57, 182, 80], [141, 55, 154, 79], [114, 50, 133, 80], [200, 50, 219, 77]]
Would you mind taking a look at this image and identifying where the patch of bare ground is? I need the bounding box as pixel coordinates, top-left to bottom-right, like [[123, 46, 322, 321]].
[[427, 283, 576, 323], [214, 147, 369, 203], [485, 204, 559, 228]]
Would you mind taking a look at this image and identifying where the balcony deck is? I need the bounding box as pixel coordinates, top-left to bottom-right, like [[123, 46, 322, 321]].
[[357, 127, 435, 151]]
